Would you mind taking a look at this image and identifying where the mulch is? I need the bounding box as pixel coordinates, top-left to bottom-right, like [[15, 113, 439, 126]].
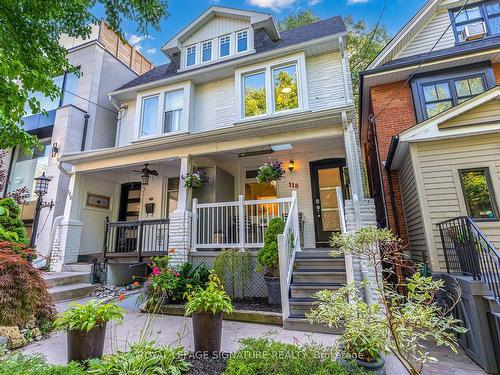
[[231, 297, 281, 313], [186, 353, 229, 375]]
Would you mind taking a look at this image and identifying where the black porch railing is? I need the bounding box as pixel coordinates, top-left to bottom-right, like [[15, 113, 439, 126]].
[[438, 216, 500, 303], [103, 217, 170, 260]]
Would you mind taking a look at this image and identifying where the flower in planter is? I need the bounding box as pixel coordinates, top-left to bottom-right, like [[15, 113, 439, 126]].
[[152, 267, 161, 276], [182, 168, 209, 189], [256, 160, 285, 184]]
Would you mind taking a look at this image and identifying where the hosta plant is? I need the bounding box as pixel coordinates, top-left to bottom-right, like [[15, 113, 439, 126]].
[[184, 272, 234, 315], [54, 300, 124, 332]]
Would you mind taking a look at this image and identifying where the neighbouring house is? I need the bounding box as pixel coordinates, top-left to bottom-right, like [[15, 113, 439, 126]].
[[359, 0, 500, 371], [53, 7, 377, 329], [3, 21, 153, 264]]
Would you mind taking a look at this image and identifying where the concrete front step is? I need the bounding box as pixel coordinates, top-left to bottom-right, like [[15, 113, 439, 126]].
[[43, 272, 91, 288], [291, 283, 343, 299], [283, 317, 343, 334], [292, 269, 347, 284], [62, 263, 93, 273], [289, 297, 317, 316], [48, 283, 96, 302]]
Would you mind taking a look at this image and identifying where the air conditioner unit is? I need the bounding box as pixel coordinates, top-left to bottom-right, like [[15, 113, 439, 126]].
[[462, 22, 487, 41]]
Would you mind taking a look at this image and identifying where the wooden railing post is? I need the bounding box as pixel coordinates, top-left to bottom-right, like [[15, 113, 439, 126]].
[[291, 191, 301, 251], [191, 198, 198, 252], [238, 195, 245, 250]]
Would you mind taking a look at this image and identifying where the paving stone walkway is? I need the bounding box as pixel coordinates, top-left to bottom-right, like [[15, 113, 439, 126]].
[[21, 295, 486, 374]]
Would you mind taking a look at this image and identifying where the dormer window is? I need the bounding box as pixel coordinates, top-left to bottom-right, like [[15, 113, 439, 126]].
[[186, 45, 197, 66], [202, 41, 212, 62], [237, 30, 248, 53], [219, 35, 230, 58], [451, 0, 500, 42]]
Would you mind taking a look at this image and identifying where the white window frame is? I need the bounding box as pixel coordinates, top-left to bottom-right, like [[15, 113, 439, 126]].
[[201, 40, 212, 63], [163, 90, 184, 133], [236, 30, 248, 53], [140, 94, 160, 137], [219, 35, 231, 58], [135, 82, 192, 141], [186, 45, 197, 67], [235, 52, 309, 121]]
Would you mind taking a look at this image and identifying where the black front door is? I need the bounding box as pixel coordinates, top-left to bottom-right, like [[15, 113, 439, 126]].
[[117, 182, 141, 252], [310, 159, 346, 247]]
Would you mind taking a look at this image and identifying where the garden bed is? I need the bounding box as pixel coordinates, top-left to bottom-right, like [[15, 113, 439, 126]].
[[186, 353, 228, 375]]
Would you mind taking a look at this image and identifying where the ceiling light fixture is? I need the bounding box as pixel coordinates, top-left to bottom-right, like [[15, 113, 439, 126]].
[[281, 87, 292, 94], [238, 149, 275, 158]]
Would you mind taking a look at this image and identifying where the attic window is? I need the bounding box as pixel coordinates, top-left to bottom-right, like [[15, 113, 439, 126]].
[[219, 35, 230, 57], [451, 0, 500, 42], [186, 45, 196, 66], [202, 41, 212, 62], [237, 30, 248, 53]]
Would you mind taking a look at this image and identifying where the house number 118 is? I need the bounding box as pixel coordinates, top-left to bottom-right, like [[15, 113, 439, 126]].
[[289, 182, 299, 189]]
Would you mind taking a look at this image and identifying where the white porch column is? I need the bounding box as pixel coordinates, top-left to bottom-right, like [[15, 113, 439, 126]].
[[169, 155, 191, 265], [50, 172, 84, 271]]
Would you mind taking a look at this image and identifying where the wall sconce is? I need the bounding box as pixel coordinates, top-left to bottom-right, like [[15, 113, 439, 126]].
[[288, 160, 295, 173], [51, 142, 59, 157]]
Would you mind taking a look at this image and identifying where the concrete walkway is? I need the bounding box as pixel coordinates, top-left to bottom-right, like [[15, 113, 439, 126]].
[[22, 295, 485, 374]]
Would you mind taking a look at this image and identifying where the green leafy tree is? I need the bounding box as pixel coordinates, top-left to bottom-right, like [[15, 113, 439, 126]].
[[277, 9, 320, 31], [344, 16, 391, 108], [0, 0, 168, 152], [0, 198, 28, 244]]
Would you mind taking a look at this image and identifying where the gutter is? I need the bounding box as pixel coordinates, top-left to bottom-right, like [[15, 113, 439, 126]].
[[385, 135, 399, 171], [385, 135, 401, 237]]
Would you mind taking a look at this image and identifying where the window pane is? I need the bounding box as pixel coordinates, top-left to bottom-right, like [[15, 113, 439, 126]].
[[455, 76, 485, 98], [202, 41, 212, 62], [187, 46, 196, 66], [243, 71, 266, 117], [489, 15, 500, 34], [486, 1, 500, 15], [141, 96, 159, 136], [461, 170, 496, 219], [423, 83, 451, 101], [273, 64, 298, 112], [237, 31, 248, 52], [220, 36, 230, 57], [164, 109, 182, 133], [8, 140, 50, 200], [426, 101, 453, 117], [62, 71, 79, 106], [24, 75, 64, 116]]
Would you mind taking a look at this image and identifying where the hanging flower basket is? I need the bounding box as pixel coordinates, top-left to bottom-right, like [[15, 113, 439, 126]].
[[182, 168, 209, 189], [256, 160, 285, 184]]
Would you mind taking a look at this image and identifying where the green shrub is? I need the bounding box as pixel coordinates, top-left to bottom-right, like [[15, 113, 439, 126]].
[[0, 198, 28, 244], [0, 353, 85, 375], [87, 341, 189, 374], [184, 272, 234, 315], [225, 337, 356, 375], [256, 217, 285, 277], [54, 300, 123, 332]]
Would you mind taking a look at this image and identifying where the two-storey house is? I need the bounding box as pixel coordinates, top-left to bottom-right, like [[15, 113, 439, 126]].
[[359, 0, 500, 370], [4, 21, 153, 269], [55, 7, 376, 329]]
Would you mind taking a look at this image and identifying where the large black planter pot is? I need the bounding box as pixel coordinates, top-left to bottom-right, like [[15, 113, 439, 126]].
[[264, 276, 281, 305], [192, 312, 223, 353], [338, 354, 386, 375], [67, 323, 107, 362]]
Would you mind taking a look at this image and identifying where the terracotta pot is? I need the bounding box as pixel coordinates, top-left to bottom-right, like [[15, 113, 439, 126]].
[[67, 323, 107, 362], [264, 276, 281, 305], [192, 311, 223, 353]]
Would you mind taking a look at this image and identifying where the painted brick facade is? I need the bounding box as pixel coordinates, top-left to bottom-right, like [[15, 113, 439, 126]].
[[368, 81, 416, 243]]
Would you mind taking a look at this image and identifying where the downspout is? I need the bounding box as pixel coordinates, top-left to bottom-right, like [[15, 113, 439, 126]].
[[385, 135, 401, 238], [81, 114, 90, 151]]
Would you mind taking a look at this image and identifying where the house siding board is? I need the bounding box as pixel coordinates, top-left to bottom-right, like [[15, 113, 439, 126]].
[[396, 11, 455, 60], [440, 100, 500, 128], [415, 134, 500, 271], [183, 16, 250, 46], [306, 52, 347, 110]]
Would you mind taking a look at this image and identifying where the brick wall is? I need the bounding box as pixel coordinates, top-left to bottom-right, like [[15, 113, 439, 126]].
[[368, 81, 417, 243]]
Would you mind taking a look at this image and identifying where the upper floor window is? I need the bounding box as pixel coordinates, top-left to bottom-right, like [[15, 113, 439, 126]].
[[272, 64, 298, 112], [237, 31, 248, 53], [186, 45, 197, 66], [219, 35, 230, 58], [163, 90, 183, 133], [411, 64, 495, 121], [202, 41, 212, 63], [141, 96, 159, 137], [451, 0, 500, 42], [460, 168, 498, 220], [243, 71, 267, 117]]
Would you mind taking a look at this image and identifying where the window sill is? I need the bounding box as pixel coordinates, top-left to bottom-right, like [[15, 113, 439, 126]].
[[133, 130, 190, 143], [234, 108, 311, 125]]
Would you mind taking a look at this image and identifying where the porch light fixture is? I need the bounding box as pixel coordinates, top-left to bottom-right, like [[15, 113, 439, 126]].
[[281, 87, 292, 94], [30, 173, 54, 249], [141, 174, 150, 186], [288, 160, 295, 173]]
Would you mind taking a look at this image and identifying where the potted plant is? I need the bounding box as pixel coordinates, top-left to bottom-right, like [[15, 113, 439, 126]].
[[182, 167, 209, 189], [184, 272, 233, 353], [256, 217, 285, 305], [54, 299, 124, 362], [256, 160, 285, 184]]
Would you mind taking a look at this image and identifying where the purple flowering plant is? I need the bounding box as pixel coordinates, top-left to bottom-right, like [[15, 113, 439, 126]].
[[182, 167, 209, 189], [257, 160, 285, 183]]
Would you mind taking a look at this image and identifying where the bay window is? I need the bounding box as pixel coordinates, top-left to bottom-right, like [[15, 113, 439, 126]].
[[163, 90, 183, 133], [140, 96, 159, 137]]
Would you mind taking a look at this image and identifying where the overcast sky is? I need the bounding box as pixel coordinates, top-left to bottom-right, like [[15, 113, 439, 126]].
[[94, 0, 427, 66]]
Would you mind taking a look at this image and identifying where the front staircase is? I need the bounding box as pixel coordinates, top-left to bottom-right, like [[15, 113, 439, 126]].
[[44, 270, 95, 302], [284, 248, 346, 333]]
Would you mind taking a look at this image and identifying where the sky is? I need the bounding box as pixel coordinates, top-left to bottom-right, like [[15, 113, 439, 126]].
[[95, 0, 427, 66]]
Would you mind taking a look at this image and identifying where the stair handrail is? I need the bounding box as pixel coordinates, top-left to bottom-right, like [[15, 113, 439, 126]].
[[336, 187, 354, 285], [438, 216, 500, 303], [278, 191, 300, 320]]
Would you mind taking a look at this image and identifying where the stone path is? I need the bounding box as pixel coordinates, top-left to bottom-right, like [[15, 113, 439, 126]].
[[21, 295, 486, 374]]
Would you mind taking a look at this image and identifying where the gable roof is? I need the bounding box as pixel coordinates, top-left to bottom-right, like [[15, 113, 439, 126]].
[[161, 6, 278, 58], [115, 16, 346, 93], [388, 86, 500, 169]]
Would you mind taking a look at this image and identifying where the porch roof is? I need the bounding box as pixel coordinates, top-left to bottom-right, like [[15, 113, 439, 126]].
[[59, 107, 349, 173]]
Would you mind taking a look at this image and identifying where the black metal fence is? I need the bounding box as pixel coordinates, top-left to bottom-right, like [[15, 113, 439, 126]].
[[103, 217, 170, 260], [438, 216, 500, 302]]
